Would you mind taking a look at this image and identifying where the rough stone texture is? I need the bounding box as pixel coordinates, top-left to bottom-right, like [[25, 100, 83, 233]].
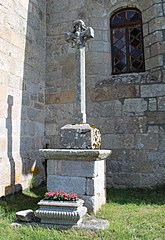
[[60, 124, 101, 149], [1, 0, 165, 194], [47, 176, 86, 195], [45, 0, 165, 189], [16, 210, 35, 222], [47, 160, 97, 177], [0, 0, 46, 197], [40, 149, 111, 213]]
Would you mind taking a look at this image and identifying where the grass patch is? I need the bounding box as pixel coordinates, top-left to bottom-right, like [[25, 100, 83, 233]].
[[0, 187, 164, 240]]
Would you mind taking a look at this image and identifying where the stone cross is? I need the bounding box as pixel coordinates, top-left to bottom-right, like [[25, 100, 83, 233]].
[[65, 20, 94, 123]]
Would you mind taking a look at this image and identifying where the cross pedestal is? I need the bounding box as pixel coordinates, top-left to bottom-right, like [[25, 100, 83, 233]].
[[40, 149, 111, 213]]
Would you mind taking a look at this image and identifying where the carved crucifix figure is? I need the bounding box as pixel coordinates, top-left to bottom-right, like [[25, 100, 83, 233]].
[[65, 20, 94, 123]]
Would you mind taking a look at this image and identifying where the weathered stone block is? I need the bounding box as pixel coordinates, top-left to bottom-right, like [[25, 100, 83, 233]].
[[120, 159, 156, 174], [159, 127, 165, 150], [47, 159, 97, 177], [47, 175, 86, 195], [147, 112, 165, 125], [60, 124, 101, 149], [27, 108, 44, 123], [91, 86, 113, 103], [151, 41, 165, 57], [135, 134, 159, 150], [109, 173, 141, 188], [58, 160, 96, 177], [102, 134, 134, 149], [141, 84, 165, 97], [91, 85, 139, 102], [40, 149, 111, 161], [46, 123, 58, 136], [80, 193, 106, 213], [16, 210, 35, 222], [100, 100, 122, 117], [45, 91, 76, 104], [147, 126, 159, 133], [47, 0, 69, 14], [114, 116, 147, 134], [158, 96, 165, 111], [95, 159, 106, 176], [139, 173, 164, 188], [149, 17, 165, 33], [90, 18, 108, 31], [113, 85, 139, 99], [148, 98, 157, 111], [88, 117, 114, 134], [86, 176, 105, 195], [123, 99, 147, 116], [47, 156, 106, 179], [146, 55, 163, 70]]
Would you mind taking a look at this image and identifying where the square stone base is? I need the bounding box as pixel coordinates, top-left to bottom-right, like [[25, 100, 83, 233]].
[[40, 149, 111, 213]]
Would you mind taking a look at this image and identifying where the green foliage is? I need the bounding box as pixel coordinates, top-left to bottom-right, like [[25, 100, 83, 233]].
[[0, 187, 164, 240], [29, 176, 35, 190]]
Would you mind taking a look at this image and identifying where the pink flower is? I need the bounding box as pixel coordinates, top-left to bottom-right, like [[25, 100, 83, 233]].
[[44, 190, 79, 202], [47, 192, 55, 197]]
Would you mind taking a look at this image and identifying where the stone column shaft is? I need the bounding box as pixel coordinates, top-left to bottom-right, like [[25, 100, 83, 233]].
[[76, 47, 86, 123]]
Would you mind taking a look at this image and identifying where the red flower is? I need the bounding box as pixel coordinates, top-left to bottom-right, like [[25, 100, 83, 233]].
[[44, 190, 79, 202]]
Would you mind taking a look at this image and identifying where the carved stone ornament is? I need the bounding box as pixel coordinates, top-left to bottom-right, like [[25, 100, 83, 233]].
[[65, 20, 94, 48]]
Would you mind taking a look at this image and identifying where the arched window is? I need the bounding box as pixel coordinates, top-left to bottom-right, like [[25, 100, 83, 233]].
[[110, 8, 145, 74]]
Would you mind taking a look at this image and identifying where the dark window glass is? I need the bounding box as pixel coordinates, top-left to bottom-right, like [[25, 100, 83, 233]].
[[110, 8, 145, 74]]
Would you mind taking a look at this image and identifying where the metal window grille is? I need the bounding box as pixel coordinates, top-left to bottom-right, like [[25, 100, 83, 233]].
[[110, 8, 145, 74]]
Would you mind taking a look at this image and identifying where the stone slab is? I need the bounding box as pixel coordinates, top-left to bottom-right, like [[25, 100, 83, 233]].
[[47, 159, 105, 178], [47, 159, 96, 177], [12, 215, 109, 231], [39, 149, 111, 161]]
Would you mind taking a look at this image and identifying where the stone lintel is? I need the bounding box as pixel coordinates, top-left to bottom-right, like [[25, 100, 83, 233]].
[[39, 149, 111, 161]]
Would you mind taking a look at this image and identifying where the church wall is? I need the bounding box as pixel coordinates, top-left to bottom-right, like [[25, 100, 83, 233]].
[[0, 0, 46, 196], [45, 0, 165, 188]]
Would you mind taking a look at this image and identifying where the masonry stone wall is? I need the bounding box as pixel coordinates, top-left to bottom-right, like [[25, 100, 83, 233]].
[[45, 0, 165, 188], [0, 0, 46, 196], [0, 0, 164, 196]]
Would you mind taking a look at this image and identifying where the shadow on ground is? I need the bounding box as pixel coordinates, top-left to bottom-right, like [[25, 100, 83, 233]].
[[0, 187, 46, 215], [0, 186, 164, 219]]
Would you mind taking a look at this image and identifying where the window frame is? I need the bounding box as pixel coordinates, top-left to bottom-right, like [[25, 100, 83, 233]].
[[110, 8, 145, 75]]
